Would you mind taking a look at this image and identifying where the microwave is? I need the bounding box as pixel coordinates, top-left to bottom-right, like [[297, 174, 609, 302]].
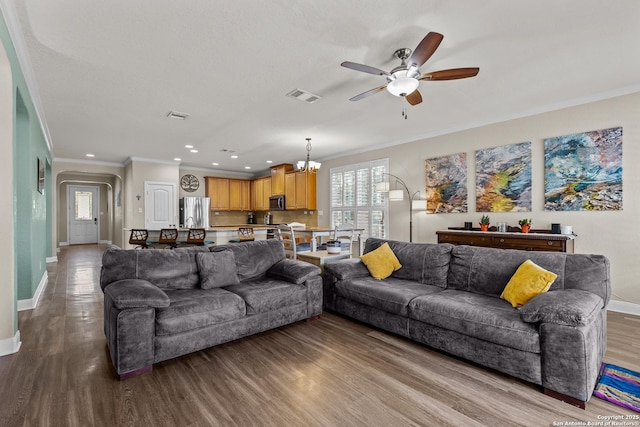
[[269, 195, 285, 211]]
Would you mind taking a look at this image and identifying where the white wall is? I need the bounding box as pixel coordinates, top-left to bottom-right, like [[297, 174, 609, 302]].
[[0, 31, 17, 351], [318, 92, 640, 306]]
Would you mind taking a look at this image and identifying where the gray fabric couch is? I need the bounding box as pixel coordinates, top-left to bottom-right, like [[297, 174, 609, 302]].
[[100, 239, 322, 379], [323, 238, 610, 408]]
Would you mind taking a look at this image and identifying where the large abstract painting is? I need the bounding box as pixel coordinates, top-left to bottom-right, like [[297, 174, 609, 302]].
[[544, 127, 622, 211], [425, 153, 467, 213], [476, 141, 532, 212]]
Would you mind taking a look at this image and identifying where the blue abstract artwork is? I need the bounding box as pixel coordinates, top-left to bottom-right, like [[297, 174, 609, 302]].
[[544, 127, 622, 211]]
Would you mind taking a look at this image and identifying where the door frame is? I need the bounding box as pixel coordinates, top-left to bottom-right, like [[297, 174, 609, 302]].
[[67, 184, 100, 245]]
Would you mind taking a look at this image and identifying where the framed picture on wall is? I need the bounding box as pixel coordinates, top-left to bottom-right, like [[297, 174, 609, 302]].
[[37, 157, 44, 194]]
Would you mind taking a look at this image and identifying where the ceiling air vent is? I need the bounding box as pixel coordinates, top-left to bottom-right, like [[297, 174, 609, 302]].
[[167, 111, 189, 120], [286, 88, 322, 104]]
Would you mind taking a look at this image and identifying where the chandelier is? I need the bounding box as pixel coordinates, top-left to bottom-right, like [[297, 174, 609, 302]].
[[296, 138, 321, 173]]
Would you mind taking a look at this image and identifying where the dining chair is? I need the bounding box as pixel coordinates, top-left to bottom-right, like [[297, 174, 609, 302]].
[[129, 229, 150, 249], [276, 224, 310, 259]]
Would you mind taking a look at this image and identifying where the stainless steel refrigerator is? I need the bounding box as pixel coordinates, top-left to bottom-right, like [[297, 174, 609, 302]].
[[179, 197, 210, 228]]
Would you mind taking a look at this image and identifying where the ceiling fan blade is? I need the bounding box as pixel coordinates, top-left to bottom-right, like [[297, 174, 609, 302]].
[[407, 32, 444, 68], [349, 86, 387, 101], [405, 89, 422, 106], [341, 61, 389, 76], [420, 67, 480, 81]]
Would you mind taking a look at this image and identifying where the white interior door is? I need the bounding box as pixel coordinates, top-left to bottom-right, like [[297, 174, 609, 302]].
[[69, 185, 99, 245], [144, 182, 176, 229]]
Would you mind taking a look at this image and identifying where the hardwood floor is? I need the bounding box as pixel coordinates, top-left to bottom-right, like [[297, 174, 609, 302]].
[[1, 244, 638, 426]]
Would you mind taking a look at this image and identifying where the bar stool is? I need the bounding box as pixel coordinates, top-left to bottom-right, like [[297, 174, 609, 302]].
[[229, 227, 255, 243], [153, 228, 178, 249], [129, 229, 150, 249], [178, 228, 213, 247]]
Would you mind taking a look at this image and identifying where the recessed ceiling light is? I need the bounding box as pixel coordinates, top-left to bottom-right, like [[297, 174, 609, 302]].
[[185, 144, 194, 149], [244, 166, 251, 170], [190, 149, 198, 153], [212, 162, 219, 166], [167, 111, 189, 120], [86, 154, 95, 157], [231, 155, 238, 159], [174, 158, 181, 161], [266, 160, 273, 164]]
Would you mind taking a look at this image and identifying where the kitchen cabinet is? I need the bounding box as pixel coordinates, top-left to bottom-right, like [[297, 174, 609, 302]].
[[436, 230, 574, 253], [205, 177, 229, 210], [252, 177, 272, 211], [284, 171, 316, 210], [229, 179, 251, 211], [270, 164, 294, 195]]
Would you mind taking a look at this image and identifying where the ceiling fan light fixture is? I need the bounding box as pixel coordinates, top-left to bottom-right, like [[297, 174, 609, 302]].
[[387, 70, 420, 97]]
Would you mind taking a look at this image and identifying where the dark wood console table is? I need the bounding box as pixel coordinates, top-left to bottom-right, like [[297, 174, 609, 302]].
[[436, 229, 575, 253]]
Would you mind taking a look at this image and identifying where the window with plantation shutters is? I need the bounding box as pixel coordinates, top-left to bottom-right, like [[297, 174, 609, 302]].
[[330, 159, 388, 248]]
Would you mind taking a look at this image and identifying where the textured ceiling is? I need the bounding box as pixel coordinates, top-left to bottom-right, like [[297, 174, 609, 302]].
[[7, 0, 640, 175]]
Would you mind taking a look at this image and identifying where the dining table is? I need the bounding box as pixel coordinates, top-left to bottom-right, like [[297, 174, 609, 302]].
[[293, 226, 364, 255]]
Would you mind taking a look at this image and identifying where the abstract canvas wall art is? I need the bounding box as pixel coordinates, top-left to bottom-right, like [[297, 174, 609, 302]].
[[544, 127, 622, 211], [425, 153, 467, 213], [475, 141, 532, 212]]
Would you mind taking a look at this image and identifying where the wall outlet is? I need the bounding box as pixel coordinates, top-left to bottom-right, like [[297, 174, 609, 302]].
[[138, 207, 143, 213], [304, 211, 308, 215], [214, 211, 220, 215], [318, 210, 323, 216]]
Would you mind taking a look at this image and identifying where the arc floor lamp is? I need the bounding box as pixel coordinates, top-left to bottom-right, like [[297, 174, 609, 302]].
[[375, 173, 427, 242]]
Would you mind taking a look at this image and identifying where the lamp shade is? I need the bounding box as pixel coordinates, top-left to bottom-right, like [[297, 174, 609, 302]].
[[375, 182, 390, 192], [388, 190, 404, 201], [411, 199, 427, 210]]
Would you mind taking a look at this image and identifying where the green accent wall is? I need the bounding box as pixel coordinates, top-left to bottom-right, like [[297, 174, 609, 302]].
[[0, 12, 52, 310]]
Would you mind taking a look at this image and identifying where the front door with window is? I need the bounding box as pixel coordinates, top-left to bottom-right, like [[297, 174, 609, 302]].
[[69, 185, 99, 245]]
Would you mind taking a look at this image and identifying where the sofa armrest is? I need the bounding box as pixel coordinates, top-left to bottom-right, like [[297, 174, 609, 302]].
[[323, 258, 370, 280], [104, 279, 170, 309], [519, 289, 604, 326], [267, 259, 321, 285]]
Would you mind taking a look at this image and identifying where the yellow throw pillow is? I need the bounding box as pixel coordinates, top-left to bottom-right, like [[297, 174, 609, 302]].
[[500, 259, 557, 308], [360, 242, 402, 280]]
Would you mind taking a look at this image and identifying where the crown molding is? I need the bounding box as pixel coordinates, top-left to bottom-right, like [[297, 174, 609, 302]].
[[0, 0, 53, 154], [179, 165, 254, 179], [54, 157, 124, 168], [126, 156, 179, 166]]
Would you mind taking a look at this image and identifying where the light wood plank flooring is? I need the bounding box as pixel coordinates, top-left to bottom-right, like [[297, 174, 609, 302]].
[[1, 244, 638, 426]]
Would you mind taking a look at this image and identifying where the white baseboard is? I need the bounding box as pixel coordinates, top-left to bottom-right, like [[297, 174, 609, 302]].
[[0, 330, 21, 356], [99, 240, 112, 245], [607, 300, 640, 316], [46, 256, 57, 264], [59, 242, 68, 247], [17, 271, 48, 311]]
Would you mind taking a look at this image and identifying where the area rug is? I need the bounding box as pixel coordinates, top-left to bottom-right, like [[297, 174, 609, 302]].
[[593, 363, 640, 412]]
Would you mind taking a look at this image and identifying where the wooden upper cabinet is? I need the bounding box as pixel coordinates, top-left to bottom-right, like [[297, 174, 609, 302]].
[[284, 172, 296, 208], [205, 177, 230, 211], [270, 164, 294, 195], [284, 171, 316, 210], [251, 177, 272, 211], [229, 179, 251, 211]]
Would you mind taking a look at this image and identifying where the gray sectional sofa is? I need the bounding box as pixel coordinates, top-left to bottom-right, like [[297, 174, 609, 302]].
[[323, 238, 610, 408], [100, 239, 322, 379]]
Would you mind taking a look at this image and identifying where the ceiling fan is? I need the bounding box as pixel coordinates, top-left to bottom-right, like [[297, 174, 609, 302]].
[[341, 31, 479, 106]]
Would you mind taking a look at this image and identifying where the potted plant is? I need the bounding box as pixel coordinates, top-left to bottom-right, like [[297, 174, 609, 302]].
[[479, 215, 490, 232], [518, 218, 532, 233]]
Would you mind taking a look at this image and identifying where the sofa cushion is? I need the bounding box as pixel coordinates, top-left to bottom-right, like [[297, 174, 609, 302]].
[[447, 245, 566, 297], [363, 238, 453, 288], [360, 242, 402, 279], [212, 240, 285, 281], [196, 251, 240, 289], [500, 260, 557, 308], [156, 288, 246, 335], [334, 277, 443, 316], [408, 289, 540, 353], [223, 278, 307, 315], [101, 245, 210, 291]]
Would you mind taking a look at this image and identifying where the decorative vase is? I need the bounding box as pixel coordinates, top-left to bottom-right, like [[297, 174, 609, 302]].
[[520, 224, 531, 233], [480, 224, 489, 232]]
